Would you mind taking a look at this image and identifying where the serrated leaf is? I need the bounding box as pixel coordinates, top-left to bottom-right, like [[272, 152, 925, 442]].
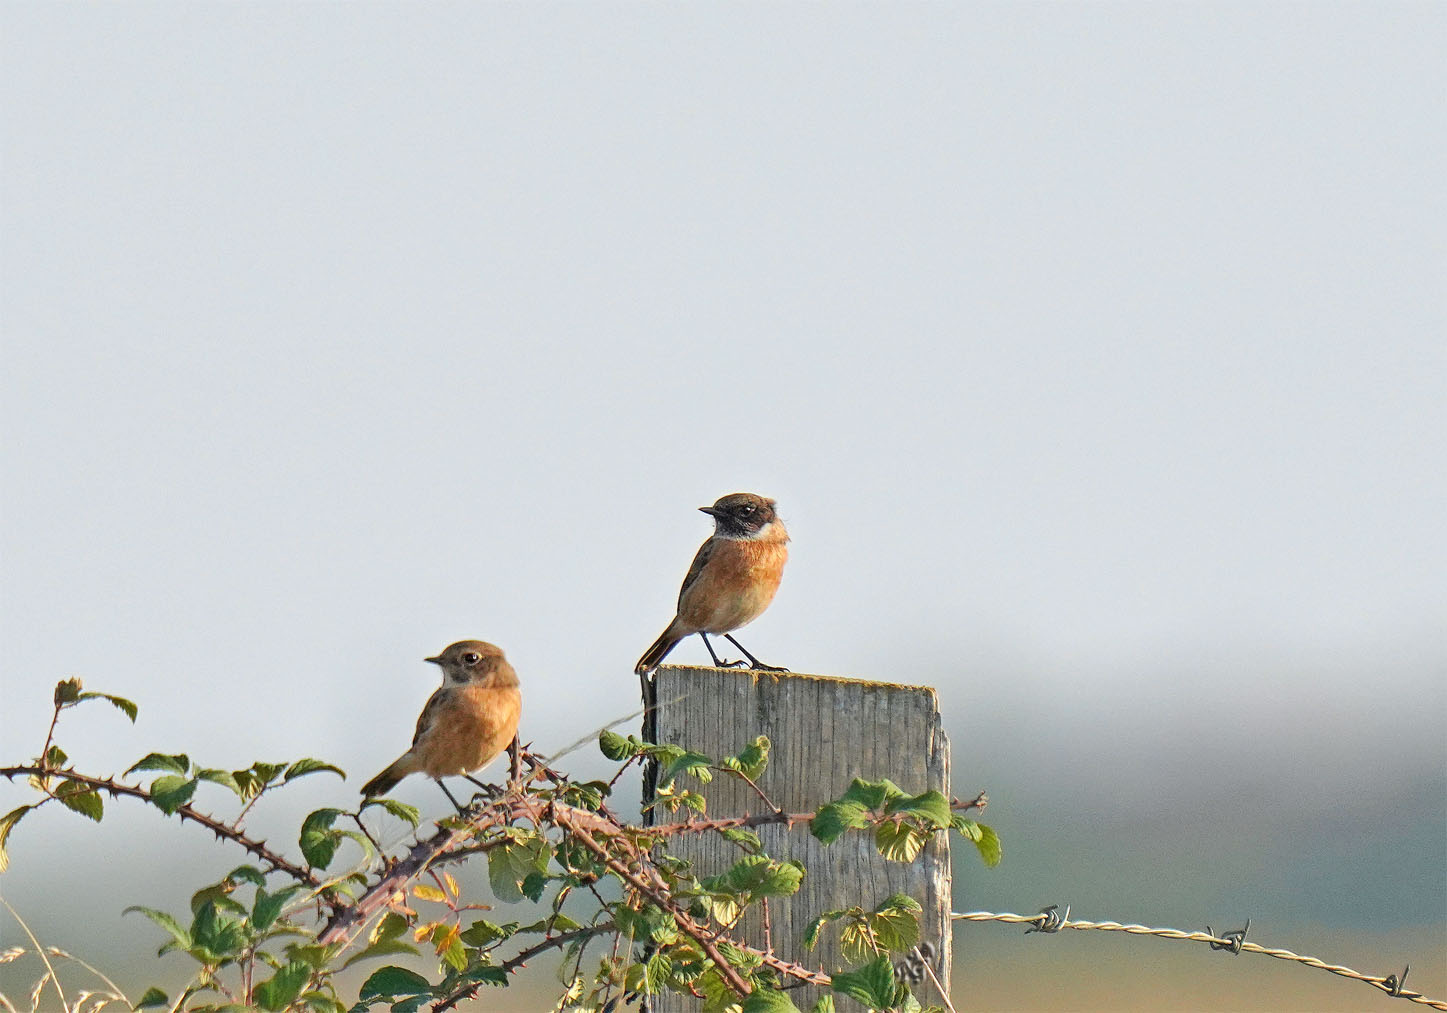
[[370, 912, 411, 945], [412, 884, 446, 903], [357, 965, 430, 1001], [720, 827, 763, 854], [194, 769, 243, 797], [870, 896, 921, 953], [458, 919, 518, 947], [298, 808, 343, 869], [874, 821, 926, 863], [42, 745, 68, 769], [724, 736, 771, 780], [838, 778, 904, 811], [127, 753, 190, 776], [831, 955, 896, 1010], [135, 987, 169, 1009], [284, 759, 345, 783], [227, 865, 267, 887], [0, 804, 35, 873], [809, 997, 835, 1013], [54, 678, 83, 705], [123, 906, 191, 950], [253, 885, 304, 933], [658, 750, 713, 788], [190, 901, 247, 960], [361, 797, 421, 829], [77, 692, 138, 722], [810, 800, 869, 845], [742, 989, 802, 1013], [252, 960, 310, 1011], [884, 790, 952, 829], [340, 939, 421, 970], [486, 837, 550, 904], [53, 782, 103, 823], [149, 775, 198, 815], [598, 730, 639, 761], [952, 817, 1002, 867]]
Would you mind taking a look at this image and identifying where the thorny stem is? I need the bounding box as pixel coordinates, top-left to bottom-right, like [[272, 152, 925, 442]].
[[0, 766, 322, 888]]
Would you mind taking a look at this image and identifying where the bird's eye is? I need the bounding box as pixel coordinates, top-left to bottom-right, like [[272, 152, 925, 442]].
[[740, 503, 756, 515], [462, 652, 481, 665]]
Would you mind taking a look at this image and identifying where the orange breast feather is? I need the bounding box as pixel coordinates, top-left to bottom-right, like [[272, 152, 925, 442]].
[[416, 684, 521, 778]]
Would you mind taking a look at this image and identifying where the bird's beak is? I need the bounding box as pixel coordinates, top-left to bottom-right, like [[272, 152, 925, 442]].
[[424, 656, 442, 665], [698, 506, 719, 517]]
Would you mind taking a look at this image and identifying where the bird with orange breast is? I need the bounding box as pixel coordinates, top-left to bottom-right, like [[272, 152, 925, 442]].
[[361, 640, 521, 810], [635, 493, 790, 677]]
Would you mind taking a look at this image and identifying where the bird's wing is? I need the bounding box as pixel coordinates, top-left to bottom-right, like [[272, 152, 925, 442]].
[[410, 688, 450, 748], [677, 537, 716, 609]]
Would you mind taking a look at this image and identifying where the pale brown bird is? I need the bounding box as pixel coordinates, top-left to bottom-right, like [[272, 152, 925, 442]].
[[635, 493, 790, 677], [361, 640, 521, 809]]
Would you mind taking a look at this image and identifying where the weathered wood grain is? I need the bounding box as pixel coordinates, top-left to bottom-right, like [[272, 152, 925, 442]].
[[645, 664, 951, 1010]]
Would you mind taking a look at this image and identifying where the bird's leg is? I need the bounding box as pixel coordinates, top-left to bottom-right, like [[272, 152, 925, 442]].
[[507, 735, 521, 784], [699, 632, 746, 668], [435, 778, 469, 812], [464, 775, 501, 799], [724, 634, 787, 672]]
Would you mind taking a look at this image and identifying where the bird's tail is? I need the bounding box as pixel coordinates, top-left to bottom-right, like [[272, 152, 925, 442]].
[[635, 621, 687, 676], [360, 754, 416, 798]]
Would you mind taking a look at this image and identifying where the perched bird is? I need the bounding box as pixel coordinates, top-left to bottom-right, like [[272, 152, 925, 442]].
[[361, 640, 521, 809], [635, 492, 790, 677]]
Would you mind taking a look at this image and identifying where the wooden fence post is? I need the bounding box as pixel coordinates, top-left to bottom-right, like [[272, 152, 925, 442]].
[[644, 664, 952, 1010]]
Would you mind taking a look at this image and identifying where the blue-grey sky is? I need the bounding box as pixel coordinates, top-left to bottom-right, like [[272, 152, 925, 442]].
[[3, 3, 1443, 1009]]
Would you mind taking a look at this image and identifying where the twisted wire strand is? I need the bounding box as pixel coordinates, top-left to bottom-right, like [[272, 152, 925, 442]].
[[952, 910, 1446, 1010]]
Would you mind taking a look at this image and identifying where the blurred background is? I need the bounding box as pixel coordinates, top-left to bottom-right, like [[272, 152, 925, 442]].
[[2, 3, 1442, 1010]]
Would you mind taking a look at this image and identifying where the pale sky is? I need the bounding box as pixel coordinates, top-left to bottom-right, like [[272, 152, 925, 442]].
[[2, 3, 1443, 1008]]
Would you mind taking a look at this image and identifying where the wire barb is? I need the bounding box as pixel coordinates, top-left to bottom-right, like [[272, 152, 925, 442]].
[[952, 908, 1445, 1009], [1024, 904, 1069, 934], [1206, 918, 1249, 954]]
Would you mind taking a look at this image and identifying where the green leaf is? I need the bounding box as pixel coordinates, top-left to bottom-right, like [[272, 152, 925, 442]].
[[42, 745, 68, 769], [810, 800, 869, 845], [299, 808, 344, 869], [884, 790, 952, 829], [0, 804, 35, 873], [723, 735, 771, 780], [57, 783, 104, 823], [284, 759, 346, 783], [706, 855, 805, 898], [356, 966, 430, 1002], [370, 911, 412, 945], [135, 987, 169, 1009], [838, 778, 904, 811], [598, 730, 641, 761], [459, 919, 519, 947], [809, 997, 836, 1013], [642, 950, 673, 994], [720, 827, 763, 854], [149, 775, 199, 815], [951, 818, 1002, 868], [742, 990, 802, 1013], [658, 750, 713, 788], [252, 960, 311, 1011], [361, 797, 420, 829], [124, 906, 192, 951], [874, 821, 926, 863], [486, 836, 550, 904], [227, 865, 267, 887], [831, 956, 896, 1010], [77, 691, 139, 722], [127, 753, 190, 776], [190, 900, 247, 961], [195, 768, 244, 797], [53, 678, 83, 705], [870, 895, 921, 953], [253, 885, 304, 933], [802, 909, 846, 951], [340, 939, 420, 970]]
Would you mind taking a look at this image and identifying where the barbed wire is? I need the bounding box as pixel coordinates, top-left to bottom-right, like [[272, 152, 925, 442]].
[[953, 906, 1445, 1009]]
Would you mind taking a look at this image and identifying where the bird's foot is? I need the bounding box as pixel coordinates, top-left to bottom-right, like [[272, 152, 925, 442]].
[[750, 661, 789, 672]]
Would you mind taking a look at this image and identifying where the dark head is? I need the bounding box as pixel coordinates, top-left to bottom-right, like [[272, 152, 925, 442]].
[[699, 493, 781, 540], [425, 640, 518, 687]]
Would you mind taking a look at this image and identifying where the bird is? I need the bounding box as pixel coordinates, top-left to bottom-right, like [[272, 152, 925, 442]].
[[360, 640, 521, 809], [634, 492, 790, 677]]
